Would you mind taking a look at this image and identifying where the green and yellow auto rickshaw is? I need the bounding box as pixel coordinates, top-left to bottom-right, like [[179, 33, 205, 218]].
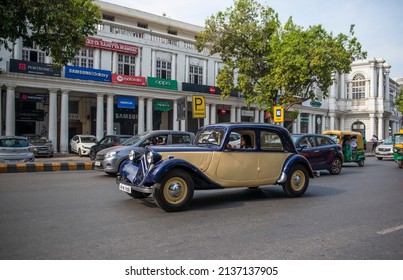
[[323, 130, 365, 167], [393, 129, 403, 169]]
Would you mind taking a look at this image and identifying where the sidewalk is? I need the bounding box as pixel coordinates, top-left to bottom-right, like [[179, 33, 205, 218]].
[[0, 153, 94, 174]]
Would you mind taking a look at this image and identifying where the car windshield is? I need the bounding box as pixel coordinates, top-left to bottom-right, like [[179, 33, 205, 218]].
[[394, 134, 403, 144], [81, 136, 97, 143], [195, 128, 225, 146], [0, 138, 29, 147], [382, 137, 393, 145]]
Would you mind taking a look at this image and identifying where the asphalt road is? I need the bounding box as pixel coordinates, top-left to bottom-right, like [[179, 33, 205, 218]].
[[0, 157, 402, 260]]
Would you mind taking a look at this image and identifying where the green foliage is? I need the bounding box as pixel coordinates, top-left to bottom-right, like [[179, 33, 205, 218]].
[[394, 87, 403, 114], [0, 0, 101, 67], [196, 0, 367, 117]]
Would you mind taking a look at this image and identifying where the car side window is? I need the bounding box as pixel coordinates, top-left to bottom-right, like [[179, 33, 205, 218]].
[[317, 136, 332, 146], [172, 134, 192, 144], [260, 131, 283, 151], [228, 130, 255, 149]]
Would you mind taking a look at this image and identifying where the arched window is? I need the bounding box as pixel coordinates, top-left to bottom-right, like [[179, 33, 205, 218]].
[[352, 73, 366, 99], [352, 121, 365, 137]]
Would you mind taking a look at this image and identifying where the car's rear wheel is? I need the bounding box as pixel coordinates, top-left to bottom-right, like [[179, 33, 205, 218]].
[[282, 164, 309, 198], [329, 158, 342, 175], [154, 169, 194, 212]]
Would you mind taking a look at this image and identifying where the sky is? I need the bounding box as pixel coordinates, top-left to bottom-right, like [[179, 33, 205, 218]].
[[102, 0, 403, 79]]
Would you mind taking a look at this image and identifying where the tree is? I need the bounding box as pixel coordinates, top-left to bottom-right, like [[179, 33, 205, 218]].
[[394, 87, 403, 114], [0, 0, 101, 67], [196, 0, 367, 123]]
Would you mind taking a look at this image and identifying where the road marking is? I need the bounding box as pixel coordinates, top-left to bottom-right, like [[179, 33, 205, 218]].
[[377, 224, 403, 235]]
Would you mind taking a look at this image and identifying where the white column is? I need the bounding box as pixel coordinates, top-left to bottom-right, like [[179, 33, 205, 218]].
[[151, 50, 156, 77], [308, 114, 313, 133], [185, 56, 189, 82], [296, 113, 301, 133], [340, 73, 345, 99], [135, 50, 141, 76], [329, 113, 335, 130], [171, 54, 177, 80], [173, 99, 179, 130], [377, 114, 384, 140], [237, 107, 242, 122], [106, 94, 114, 135], [260, 110, 265, 123], [230, 106, 236, 122], [349, 81, 353, 100], [370, 62, 376, 98], [5, 85, 16, 136], [96, 94, 104, 140], [321, 115, 326, 133], [369, 114, 376, 139], [180, 119, 186, 131], [203, 59, 208, 85], [210, 104, 217, 124], [378, 65, 384, 99], [385, 67, 390, 102], [254, 108, 259, 123], [13, 38, 22, 59], [138, 97, 145, 133], [93, 49, 101, 69], [340, 116, 345, 131], [204, 104, 210, 125], [0, 89, 2, 136], [60, 90, 69, 153], [112, 52, 118, 73], [146, 98, 153, 130], [48, 89, 58, 151]]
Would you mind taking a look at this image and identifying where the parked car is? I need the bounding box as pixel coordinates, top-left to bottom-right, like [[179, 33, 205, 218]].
[[117, 123, 315, 212], [89, 134, 132, 160], [70, 134, 97, 157], [0, 136, 35, 163], [22, 134, 54, 158], [291, 133, 344, 175], [95, 130, 195, 175], [375, 136, 393, 160]]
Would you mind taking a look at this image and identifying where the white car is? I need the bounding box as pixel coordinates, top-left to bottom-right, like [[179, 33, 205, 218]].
[[70, 135, 97, 157], [375, 136, 393, 160]]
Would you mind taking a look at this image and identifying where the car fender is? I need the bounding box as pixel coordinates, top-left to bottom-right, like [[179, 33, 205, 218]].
[[282, 154, 315, 179], [145, 158, 222, 189]]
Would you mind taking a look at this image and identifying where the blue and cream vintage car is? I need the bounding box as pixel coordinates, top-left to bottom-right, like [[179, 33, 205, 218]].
[[116, 123, 316, 212]]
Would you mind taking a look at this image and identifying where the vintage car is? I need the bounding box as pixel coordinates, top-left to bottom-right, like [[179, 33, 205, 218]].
[[116, 123, 316, 212]]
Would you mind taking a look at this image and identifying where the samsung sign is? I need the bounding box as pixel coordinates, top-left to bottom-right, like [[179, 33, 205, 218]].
[[65, 66, 111, 82], [117, 96, 135, 109]]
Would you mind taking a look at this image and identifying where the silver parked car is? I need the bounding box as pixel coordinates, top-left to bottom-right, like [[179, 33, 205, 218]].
[[0, 136, 35, 163], [94, 130, 195, 175], [375, 136, 394, 160]]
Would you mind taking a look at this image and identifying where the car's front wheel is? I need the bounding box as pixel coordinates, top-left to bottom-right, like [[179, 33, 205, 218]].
[[282, 164, 309, 198], [329, 158, 342, 175], [154, 169, 194, 212]]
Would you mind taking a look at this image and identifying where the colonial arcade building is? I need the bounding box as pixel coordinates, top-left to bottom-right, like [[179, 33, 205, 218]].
[[0, 1, 401, 153]]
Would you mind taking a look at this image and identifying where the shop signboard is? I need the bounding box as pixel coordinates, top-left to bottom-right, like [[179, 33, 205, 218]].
[[65, 66, 111, 82], [192, 95, 206, 118], [9, 59, 61, 77], [16, 109, 44, 121], [112, 74, 146, 86], [85, 37, 139, 55], [117, 96, 136, 109], [20, 93, 46, 103], [147, 77, 178, 90], [182, 82, 220, 95], [154, 101, 171, 111], [273, 106, 284, 123]]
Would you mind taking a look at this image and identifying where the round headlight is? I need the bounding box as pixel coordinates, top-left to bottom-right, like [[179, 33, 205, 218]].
[[129, 150, 135, 161]]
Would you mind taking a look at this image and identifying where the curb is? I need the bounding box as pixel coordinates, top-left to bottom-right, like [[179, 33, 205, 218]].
[[0, 162, 94, 173]]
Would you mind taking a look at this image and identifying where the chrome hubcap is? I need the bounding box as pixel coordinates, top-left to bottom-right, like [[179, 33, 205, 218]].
[[293, 173, 302, 187], [168, 183, 182, 198]]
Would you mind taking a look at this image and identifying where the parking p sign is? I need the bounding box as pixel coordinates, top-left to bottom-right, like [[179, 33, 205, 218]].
[[192, 95, 206, 118], [273, 106, 284, 122]]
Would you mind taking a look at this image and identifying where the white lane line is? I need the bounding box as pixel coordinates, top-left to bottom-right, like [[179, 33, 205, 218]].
[[377, 224, 403, 235]]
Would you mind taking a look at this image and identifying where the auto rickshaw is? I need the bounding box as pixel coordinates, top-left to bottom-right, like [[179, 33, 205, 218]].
[[393, 129, 403, 168], [323, 130, 365, 167]]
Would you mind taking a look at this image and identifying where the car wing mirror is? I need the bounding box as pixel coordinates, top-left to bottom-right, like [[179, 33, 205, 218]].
[[298, 143, 308, 150]]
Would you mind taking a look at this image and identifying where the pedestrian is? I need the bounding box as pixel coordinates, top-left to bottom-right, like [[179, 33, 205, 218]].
[[371, 135, 378, 152]]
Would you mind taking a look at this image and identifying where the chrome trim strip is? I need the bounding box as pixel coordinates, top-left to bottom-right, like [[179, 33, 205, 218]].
[[277, 172, 287, 183]]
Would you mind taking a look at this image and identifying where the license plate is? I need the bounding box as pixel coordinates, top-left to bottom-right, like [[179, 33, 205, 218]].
[[94, 161, 101, 166], [119, 183, 131, 193]]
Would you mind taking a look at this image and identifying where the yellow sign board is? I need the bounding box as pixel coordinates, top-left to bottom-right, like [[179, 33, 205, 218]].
[[273, 106, 284, 122], [192, 95, 206, 118]]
